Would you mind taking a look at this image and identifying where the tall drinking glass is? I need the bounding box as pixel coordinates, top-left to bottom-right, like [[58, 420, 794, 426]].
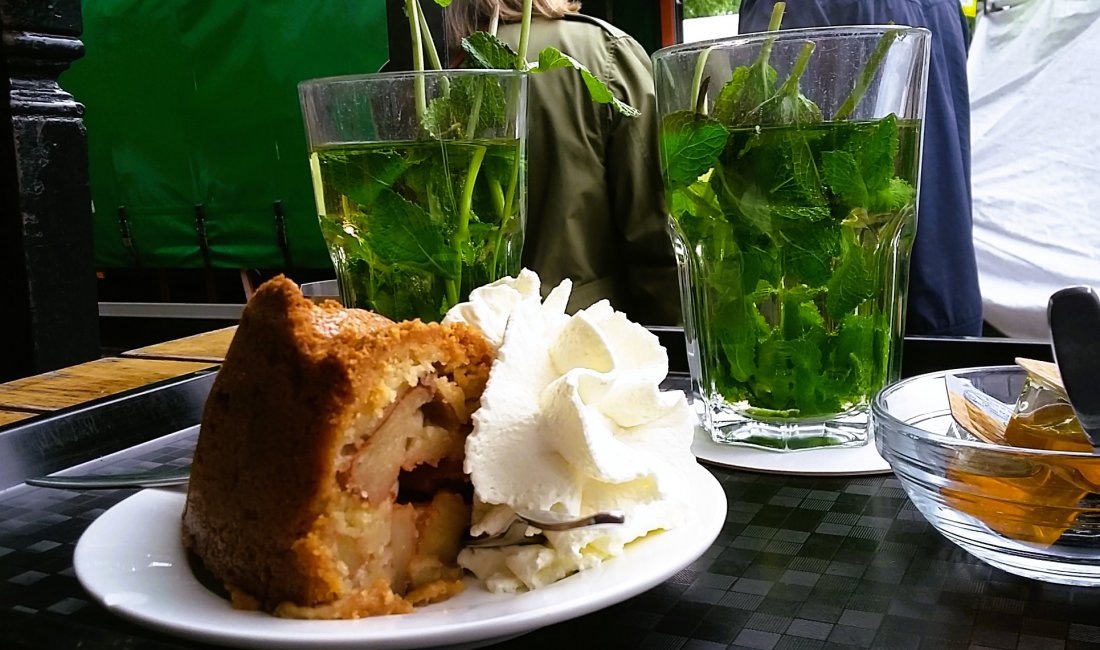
[[653, 27, 930, 451], [299, 70, 527, 322]]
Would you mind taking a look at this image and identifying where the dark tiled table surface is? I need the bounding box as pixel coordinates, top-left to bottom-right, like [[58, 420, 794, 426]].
[[4, 424, 1100, 650]]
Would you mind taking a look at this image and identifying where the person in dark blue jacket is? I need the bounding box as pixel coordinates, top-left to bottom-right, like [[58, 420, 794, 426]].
[[739, 0, 984, 337]]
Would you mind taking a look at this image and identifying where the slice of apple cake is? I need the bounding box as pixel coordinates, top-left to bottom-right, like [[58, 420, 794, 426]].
[[181, 276, 493, 618]]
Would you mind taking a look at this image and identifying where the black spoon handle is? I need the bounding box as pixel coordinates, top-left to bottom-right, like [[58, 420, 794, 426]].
[[1048, 285, 1100, 449]]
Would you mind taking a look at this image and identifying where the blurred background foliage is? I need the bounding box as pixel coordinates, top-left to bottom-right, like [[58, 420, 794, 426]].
[[682, 0, 741, 18]]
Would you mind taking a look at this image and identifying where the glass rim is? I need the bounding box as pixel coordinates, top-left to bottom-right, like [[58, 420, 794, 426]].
[[299, 68, 527, 90], [871, 364, 1099, 459], [653, 24, 931, 60]]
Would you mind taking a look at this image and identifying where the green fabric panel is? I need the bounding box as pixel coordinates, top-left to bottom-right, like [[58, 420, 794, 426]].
[[62, 1, 389, 269]]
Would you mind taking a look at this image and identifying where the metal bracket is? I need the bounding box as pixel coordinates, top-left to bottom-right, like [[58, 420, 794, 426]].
[[116, 205, 140, 267], [272, 199, 293, 268], [193, 203, 211, 268]]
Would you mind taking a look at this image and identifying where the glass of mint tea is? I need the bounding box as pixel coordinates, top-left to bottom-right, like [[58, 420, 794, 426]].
[[299, 70, 527, 322], [652, 26, 931, 451]]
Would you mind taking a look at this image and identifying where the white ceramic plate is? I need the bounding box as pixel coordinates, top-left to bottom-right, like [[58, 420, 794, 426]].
[[74, 464, 726, 650], [691, 426, 892, 476]]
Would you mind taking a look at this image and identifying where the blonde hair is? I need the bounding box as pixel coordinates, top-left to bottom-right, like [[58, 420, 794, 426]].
[[445, 0, 582, 50]]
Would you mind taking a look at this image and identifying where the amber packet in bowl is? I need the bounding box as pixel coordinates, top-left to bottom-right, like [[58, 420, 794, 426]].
[[944, 361, 1098, 546]]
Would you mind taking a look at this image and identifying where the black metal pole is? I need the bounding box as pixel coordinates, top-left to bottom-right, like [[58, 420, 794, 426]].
[[0, 0, 100, 381]]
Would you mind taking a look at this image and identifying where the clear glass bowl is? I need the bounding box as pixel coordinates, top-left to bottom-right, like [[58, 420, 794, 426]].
[[872, 366, 1100, 586]]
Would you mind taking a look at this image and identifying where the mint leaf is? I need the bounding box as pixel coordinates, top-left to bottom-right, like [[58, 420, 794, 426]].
[[755, 334, 824, 411], [712, 66, 750, 124], [365, 190, 461, 279], [454, 75, 505, 130], [424, 96, 463, 139], [790, 335, 827, 410], [758, 331, 833, 413], [872, 177, 915, 213], [533, 47, 640, 116], [424, 75, 507, 138], [740, 245, 781, 293], [710, 16, 792, 128], [786, 134, 826, 205], [667, 178, 723, 238], [728, 182, 775, 238], [825, 228, 874, 320], [369, 269, 448, 323], [717, 63, 778, 126], [660, 111, 728, 185], [462, 32, 521, 70], [749, 42, 822, 126], [772, 205, 829, 222], [859, 113, 898, 193], [822, 150, 868, 208], [832, 312, 876, 395], [318, 212, 370, 261], [711, 20, 825, 129], [716, 298, 761, 384], [737, 59, 778, 120], [432, 0, 453, 6], [797, 298, 827, 336], [702, 244, 773, 396], [755, 90, 822, 125], [823, 117, 910, 218], [318, 147, 424, 211], [778, 219, 839, 287]]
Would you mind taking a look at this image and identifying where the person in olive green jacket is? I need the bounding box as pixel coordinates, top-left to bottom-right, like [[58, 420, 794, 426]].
[[446, 0, 681, 325]]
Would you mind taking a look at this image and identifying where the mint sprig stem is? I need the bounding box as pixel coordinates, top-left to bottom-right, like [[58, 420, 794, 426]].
[[779, 41, 814, 97], [761, 1, 786, 58], [447, 144, 488, 305], [517, 0, 534, 68], [834, 29, 900, 121], [406, 0, 427, 119], [691, 47, 714, 115], [466, 88, 485, 135], [750, 2, 785, 108], [418, 3, 445, 72], [457, 146, 487, 251], [416, 1, 453, 108], [492, 0, 531, 282]]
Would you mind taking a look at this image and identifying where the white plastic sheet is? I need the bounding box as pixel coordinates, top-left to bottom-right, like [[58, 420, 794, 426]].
[[968, 0, 1100, 339], [682, 15, 740, 42]]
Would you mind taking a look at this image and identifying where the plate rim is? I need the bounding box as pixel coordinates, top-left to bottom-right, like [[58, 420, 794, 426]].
[[73, 463, 726, 650]]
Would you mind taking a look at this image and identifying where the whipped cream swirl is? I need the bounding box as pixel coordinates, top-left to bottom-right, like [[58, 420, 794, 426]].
[[444, 270, 697, 592]]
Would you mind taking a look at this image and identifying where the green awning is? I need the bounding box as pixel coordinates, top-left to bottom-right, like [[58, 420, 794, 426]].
[[61, 1, 389, 269]]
